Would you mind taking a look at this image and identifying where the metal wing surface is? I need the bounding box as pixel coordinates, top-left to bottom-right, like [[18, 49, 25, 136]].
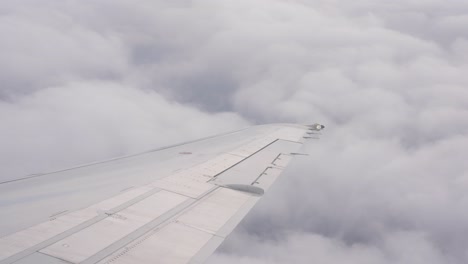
[[0, 123, 324, 264]]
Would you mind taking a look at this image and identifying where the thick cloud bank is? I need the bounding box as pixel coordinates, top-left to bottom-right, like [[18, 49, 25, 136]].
[[1, 0, 468, 263]]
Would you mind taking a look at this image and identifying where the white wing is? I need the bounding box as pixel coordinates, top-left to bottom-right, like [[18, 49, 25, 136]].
[[0, 123, 324, 264]]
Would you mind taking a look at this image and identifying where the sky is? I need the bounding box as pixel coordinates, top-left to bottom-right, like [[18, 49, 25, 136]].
[[1, 0, 468, 263]]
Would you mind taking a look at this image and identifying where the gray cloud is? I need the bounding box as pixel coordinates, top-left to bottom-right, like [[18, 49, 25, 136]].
[[1, 0, 468, 263]]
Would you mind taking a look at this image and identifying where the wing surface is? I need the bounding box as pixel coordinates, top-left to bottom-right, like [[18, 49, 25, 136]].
[[0, 123, 324, 264]]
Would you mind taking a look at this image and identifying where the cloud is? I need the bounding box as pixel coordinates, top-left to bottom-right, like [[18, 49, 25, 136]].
[[210, 132, 468, 263], [209, 230, 450, 264], [0, 81, 248, 180], [1, 0, 468, 263]]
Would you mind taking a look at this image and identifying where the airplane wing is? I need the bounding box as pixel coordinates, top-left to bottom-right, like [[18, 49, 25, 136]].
[[0, 123, 324, 264]]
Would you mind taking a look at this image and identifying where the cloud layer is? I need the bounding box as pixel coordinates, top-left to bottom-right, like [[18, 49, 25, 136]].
[[1, 0, 468, 263]]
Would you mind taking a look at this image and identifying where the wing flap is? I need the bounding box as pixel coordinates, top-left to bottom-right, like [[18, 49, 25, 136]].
[[95, 188, 258, 264], [97, 223, 214, 264], [40, 191, 189, 263], [177, 188, 254, 234], [0, 186, 154, 262]]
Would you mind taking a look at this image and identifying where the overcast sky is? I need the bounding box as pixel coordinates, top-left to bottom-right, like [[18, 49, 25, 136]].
[[1, 0, 468, 263]]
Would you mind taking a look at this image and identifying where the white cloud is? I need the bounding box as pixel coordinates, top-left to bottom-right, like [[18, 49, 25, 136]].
[[0, 81, 248, 180]]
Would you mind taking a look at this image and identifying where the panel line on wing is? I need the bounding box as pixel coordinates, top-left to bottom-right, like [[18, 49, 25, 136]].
[[1, 124, 313, 264], [40, 191, 189, 264], [0, 186, 160, 263], [95, 188, 256, 264]]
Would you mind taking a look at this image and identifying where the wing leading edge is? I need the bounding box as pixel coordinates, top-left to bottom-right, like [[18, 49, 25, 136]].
[[0, 123, 324, 264]]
